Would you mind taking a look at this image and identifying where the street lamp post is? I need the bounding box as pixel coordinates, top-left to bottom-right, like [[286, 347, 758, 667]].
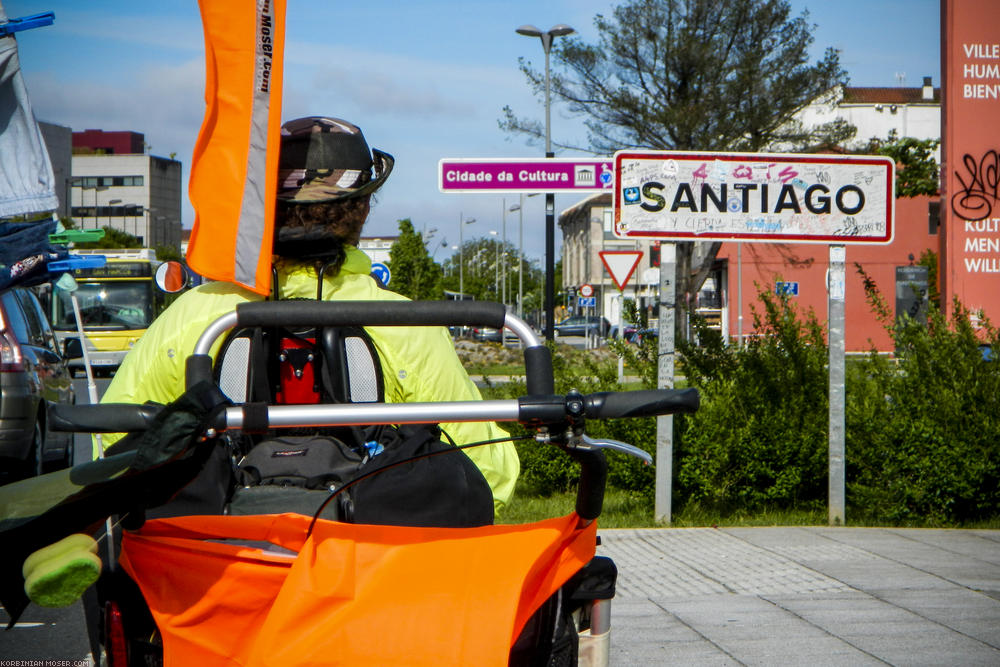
[[422, 225, 438, 250], [489, 230, 499, 300], [516, 22, 575, 339], [81, 184, 108, 230], [106, 198, 122, 229], [509, 200, 523, 317], [501, 198, 509, 305], [459, 214, 476, 300]]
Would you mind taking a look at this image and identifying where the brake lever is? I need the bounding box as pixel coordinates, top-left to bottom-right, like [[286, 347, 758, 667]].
[[572, 434, 653, 465]]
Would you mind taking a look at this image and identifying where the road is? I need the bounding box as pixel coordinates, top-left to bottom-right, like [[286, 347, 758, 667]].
[[0, 377, 109, 663]]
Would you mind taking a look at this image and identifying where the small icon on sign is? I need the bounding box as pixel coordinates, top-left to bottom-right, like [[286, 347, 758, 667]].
[[728, 198, 741, 212], [599, 164, 614, 186], [623, 187, 640, 204], [575, 167, 595, 186]]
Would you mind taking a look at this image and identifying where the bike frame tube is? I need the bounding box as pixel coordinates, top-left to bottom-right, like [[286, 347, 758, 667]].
[[193, 307, 542, 356], [221, 399, 520, 430]]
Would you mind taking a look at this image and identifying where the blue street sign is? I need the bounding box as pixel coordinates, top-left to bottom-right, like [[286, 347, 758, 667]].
[[578, 296, 596, 307], [775, 281, 799, 296], [371, 262, 391, 286]]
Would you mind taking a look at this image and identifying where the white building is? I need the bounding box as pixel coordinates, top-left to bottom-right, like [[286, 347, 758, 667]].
[[796, 76, 940, 153], [358, 236, 397, 265], [70, 130, 182, 252]]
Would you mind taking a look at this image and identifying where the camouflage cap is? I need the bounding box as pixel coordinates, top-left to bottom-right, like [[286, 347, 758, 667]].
[[277, 117, 393, 203]]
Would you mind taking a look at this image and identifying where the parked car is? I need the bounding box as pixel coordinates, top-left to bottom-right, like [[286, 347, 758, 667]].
[[0, 287, 78, 481], [553, 316, 611, 338], [629, 328, 659, 344], [609, 324, 638, 341], [472, 326, 503, 342]]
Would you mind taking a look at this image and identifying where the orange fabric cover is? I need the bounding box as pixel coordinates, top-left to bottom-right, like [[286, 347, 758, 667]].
[[120, 513, 597, 666], [186, 0, 286, 295]]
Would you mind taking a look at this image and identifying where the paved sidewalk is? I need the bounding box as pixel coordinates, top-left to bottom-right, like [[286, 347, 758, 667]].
[[597, 526, 1000, 665]]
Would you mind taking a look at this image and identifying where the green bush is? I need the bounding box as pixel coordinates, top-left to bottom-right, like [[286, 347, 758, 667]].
[[482, 338, 658, 497], [484, 276, 1000, 526], [846, 273, 1000, 524], [675, 289, 829, 513]]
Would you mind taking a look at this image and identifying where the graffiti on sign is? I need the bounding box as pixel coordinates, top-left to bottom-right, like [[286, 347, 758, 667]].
[[614, 151, 895, 244]]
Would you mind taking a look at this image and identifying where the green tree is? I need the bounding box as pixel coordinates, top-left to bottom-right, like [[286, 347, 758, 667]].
[[503, 0, 850, 339], [441, 237, 543, 309], [386, 219, 443, 300], [864, 132, 940, 197], [154, 245, 183, 262]]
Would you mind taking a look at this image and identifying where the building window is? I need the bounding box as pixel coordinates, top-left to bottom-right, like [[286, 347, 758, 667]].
[[603, 208, 618, 241], [72, 175, 144, 187]]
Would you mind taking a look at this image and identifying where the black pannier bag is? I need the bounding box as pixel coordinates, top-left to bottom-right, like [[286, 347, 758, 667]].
[[217, 323, 495, 528], [228, 434, 362, 520], [347, 423, 494, 528]]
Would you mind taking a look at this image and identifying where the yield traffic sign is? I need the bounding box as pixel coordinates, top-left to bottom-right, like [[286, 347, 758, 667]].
[[599, 250, 643, 291]]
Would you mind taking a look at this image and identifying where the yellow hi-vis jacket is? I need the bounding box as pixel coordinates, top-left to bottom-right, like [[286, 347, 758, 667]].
[[99, 247, 519, 511]]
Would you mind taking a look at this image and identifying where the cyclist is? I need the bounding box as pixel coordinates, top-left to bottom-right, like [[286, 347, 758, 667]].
[[99, 116, 519, 512]]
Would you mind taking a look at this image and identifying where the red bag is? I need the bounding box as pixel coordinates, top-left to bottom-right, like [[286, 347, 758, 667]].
[[120, 513, 597, 666]]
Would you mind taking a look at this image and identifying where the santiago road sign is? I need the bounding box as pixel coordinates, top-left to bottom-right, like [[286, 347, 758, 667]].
[[614, 151, 895, 244]]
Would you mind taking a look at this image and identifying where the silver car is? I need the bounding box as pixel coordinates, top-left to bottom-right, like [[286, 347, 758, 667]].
[[0, 287, 77, 480]]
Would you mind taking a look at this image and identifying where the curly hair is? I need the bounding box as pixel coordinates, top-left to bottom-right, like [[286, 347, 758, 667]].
[[275, 196, 370, 246], [272, 195, 372, 273]]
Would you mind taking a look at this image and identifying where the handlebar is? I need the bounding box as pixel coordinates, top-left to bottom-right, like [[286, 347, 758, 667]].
[[235, 300, 508, 329], [52, 299, 701, 523], [48, 402, 162, 434], [50, 388, 699, 434], [49, 387, 699, 522], [188, 301, 553, 396]]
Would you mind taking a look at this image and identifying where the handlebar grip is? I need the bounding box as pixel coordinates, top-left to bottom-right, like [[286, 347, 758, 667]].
[[566, 447, 607, 521], [48, 403, 163, 433], [235, 300, 508, 329], [584, 388, 700, 419]]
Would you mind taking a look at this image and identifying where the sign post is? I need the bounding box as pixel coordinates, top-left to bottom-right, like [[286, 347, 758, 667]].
[[655, 242, 676, 523], [828, 245, 846, 525], [613, 150, 895, 526]]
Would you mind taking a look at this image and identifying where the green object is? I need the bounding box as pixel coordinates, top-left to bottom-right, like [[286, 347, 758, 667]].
[[48, 229, 105, 245], [22, 535, 102, 608], [24, 552, 101, 607]]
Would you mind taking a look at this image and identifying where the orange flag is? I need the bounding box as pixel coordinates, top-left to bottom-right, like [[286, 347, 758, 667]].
[[186, 0, 286, 295]]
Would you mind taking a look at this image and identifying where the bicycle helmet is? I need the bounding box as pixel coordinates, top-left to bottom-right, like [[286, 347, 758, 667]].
[[277, 117, 393, 204]]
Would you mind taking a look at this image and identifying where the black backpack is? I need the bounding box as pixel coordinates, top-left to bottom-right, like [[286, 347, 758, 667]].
[[212, 318, 494, 528]]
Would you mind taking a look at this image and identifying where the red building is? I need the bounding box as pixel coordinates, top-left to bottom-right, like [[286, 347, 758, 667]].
[[559, 192, 945, 353], [716, 195, 938, 353], [72, 129, 144, 155]]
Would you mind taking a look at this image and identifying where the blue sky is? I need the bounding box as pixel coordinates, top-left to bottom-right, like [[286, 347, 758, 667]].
[[5, 0, 940, 263]]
